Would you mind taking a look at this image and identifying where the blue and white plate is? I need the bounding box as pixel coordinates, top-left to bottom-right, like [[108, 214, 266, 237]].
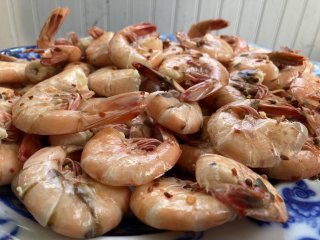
[[1, 40, 320, 240]]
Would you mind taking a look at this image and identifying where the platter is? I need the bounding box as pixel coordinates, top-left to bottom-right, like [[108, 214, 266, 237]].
[[1, 36, 320, 240]]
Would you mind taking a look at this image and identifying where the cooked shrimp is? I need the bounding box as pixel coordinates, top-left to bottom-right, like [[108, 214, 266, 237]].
[[12, 66, 146, 135], [0, 87, 21, 142], [207, 100, 308, 167], [187, 19, 229, 38], [290, 73, 320, 110], [220, 35, 249, 55], [18, 134, 42, 162], [176, 116, 214, 173], [146, 90, 203, 134], [260, 139, 320, 180], [49, 130, 93, 147], [37, 7, 70, 48], [177, 143, 214, 174], [230, 51, 306, 85], [86, 26, 114, 67], [130, 177, 236, 231], [162, 40, 184, 59], [128, 113, 152, 138], [39, 45, 82, 66], [229, 69, 267, 98], [109, 22, 164, 69], [196, 154, 288, 222], [0, 143, 22, 186], [0, 87, 20, 113], [0, 61, 29, 83], [81, 126, 181, 186], [176, 32, 234, 62], [64, 61, 95, 76], [158, 50, 229, 101], [34, 7, 83, 66], [88, 66, 141, 97], [203, 85, 245, 110], [25, 60, 60, 83], [230, 52, 279, 82], [12, 146, 130, 238]]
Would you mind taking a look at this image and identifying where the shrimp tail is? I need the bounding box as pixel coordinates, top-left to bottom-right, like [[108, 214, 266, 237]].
[[133, 62, 185, 92], [187, 19, 229, 38], [180, 79, 226, 102], [88, 26, 105, 39], [258, 103, 304, 120], [124, 22, 157, 42], [267, 51, 306, 68], [80, 91, 148, 130], [37, 7, 70, 49]]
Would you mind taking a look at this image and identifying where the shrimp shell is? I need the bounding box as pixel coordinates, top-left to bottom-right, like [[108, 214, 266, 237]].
[[81, 127, 181, 186], [130, 177, 236, 231], [12, 146, 130, 238]]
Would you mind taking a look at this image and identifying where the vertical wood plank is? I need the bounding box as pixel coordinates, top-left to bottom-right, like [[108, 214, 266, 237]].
[[310, 24, 320, 60], [35, 0, 58, 37], [273, 0, 307, 50], [131, 0, 152, 23], [108, 0, 128, 31], [83, 0, 106, 30], [59, 0, 83, 37], [255, 0, 286, 49], [0, 0, 17, 48], [10, 0, 37, 45], [293, 0, 320, 56], [154, 0, 176, 33], [218, 0, 243, 35], [197, 0, 221, 20], [237, 0, 265, 43], [174, 0, 199, 32]]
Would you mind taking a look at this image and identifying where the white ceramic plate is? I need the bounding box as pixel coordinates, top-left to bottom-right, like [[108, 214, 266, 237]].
[[1, 38, 320, 240]]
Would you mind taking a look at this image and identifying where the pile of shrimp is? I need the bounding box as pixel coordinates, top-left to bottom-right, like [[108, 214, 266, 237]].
[[0, 7, 319, 239]]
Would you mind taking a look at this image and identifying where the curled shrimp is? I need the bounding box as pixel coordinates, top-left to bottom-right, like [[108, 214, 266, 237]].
[[207, 100, 308, 167], [230, 51, 279, 82], [260, 139, 320, 181], [187, 18, 229, 38], [0, 143, 22, 186], [12, 66, 146, 135], [81, 126, 181, 186], [158, 50, 229, 101], [109, 22, 164, 69], [0, 61, 29, 83], [196, 154, 288, 222], [12, 146, 130, 238], [85, 26, 114, 67], [88, 66, 141, 97], [176, 32, 233, 63], [146, 90, 203, 134], [130, 177, 236, 231]]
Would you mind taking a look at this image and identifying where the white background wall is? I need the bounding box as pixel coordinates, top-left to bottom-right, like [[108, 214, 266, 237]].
[[1, 0, 320, 60]]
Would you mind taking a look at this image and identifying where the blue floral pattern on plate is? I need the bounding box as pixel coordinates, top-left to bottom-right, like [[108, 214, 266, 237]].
[[1, 39, 320, 240]]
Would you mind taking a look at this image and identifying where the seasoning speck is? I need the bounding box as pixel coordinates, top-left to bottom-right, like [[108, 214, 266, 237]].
[[164, 192, 173, 198]]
